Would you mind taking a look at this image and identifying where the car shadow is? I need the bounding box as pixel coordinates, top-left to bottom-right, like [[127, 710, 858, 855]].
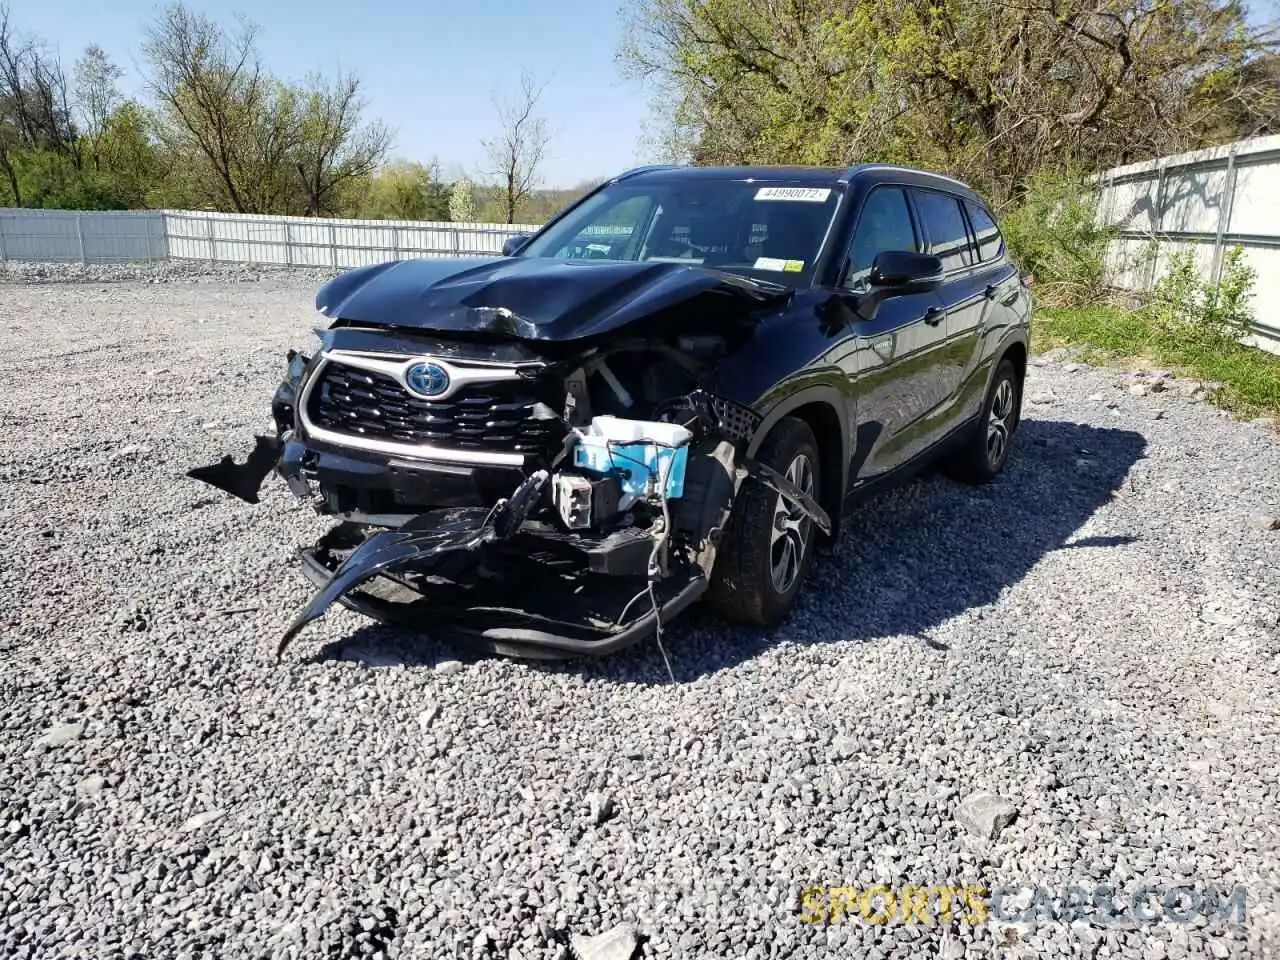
[[304, 418, 1147, 681], [576, 417, 1148, 682]]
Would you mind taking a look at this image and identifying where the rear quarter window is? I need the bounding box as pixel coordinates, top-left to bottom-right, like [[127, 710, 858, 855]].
[[964, 200, 1004, 262]]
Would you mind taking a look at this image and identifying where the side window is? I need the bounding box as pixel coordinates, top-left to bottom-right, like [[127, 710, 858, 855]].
[[845, 187, 918, 285], [912, 190, 974, 271], [964, 200, 1003, 262], [556, 195, 655, 260]]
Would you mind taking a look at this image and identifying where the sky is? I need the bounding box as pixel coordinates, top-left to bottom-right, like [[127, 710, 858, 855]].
[[11, 0, 658, 187]]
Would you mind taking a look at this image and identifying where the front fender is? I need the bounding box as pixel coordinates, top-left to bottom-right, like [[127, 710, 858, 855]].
[[742, 379, 852, 542], [746, 381, 850, 463]]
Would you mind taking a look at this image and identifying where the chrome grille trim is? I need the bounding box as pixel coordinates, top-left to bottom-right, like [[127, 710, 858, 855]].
[[297, 353, 533, 467], [323, 348, 536, 401]]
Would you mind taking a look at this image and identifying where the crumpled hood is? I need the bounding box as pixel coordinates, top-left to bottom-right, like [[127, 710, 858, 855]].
[[315, 257, 790, 341]]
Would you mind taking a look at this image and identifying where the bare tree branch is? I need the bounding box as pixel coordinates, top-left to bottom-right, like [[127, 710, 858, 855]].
[[292, 72, 392, 216], [483, 70, 551, 224]]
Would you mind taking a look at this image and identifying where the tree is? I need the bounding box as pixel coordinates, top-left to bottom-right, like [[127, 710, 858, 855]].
[[292, 72, 392, 216], [483, 71, 551, 223], [1192, 51, 1280, 142], [74, 44, 122, 171], [142, 3, 291, 212], [142, 3, 393, 216], [448, 176, 477, 222], [421, 158, 451, 220], [99, 102, 163, 208], [622, 0, 1280, 206], [0, 4, 78, 204], [354, 160, 434, 220]]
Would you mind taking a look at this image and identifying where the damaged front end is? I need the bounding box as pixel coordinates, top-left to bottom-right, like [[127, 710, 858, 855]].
[[190, 261, 829, 659]]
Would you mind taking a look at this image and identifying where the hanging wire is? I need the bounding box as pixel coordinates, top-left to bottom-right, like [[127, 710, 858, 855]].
[[648, 449, 677, 684], [598, 434, 682, 683]]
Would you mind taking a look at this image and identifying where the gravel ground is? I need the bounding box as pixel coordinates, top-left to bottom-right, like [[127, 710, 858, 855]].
[[1, 266, 1278, 959]]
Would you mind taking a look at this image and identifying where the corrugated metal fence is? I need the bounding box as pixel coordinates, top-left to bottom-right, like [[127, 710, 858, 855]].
[[1097, 133, 1280, 351], [0, 208, 168, 264], [0, 208, 541, 268]]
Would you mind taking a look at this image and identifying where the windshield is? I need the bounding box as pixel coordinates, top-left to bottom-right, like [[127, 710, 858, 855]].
[[517, 179, 842, 285]]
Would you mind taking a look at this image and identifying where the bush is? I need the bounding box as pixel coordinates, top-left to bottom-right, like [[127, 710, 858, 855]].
[[999, 167, 1116, 307], [1146, 246, 1257, 346]]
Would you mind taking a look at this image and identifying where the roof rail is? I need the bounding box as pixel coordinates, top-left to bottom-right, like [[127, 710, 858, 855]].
[[841, 163, 971, 190], [611, 164, 684, 182]]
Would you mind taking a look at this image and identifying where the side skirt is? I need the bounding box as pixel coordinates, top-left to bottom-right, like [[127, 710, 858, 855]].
[[841, 411, 981, 514]]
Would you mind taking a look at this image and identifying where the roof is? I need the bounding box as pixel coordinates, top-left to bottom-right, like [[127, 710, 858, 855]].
[[846, 164, 976, 196], [615, 165, 846, 186], [614, 162, 977, 196]]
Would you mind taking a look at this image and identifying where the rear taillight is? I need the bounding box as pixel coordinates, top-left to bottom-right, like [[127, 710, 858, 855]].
[[1021, 273, 1035, 287]]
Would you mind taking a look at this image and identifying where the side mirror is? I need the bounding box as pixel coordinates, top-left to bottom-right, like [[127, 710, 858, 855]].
[[868, 250, 944, 293], [851, 250, 945, 322], [502, 233, 532, 257]]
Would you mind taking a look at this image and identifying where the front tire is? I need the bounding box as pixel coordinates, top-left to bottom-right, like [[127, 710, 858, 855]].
[[707, 417, 820, 627], [943, 357, 1021, 485]]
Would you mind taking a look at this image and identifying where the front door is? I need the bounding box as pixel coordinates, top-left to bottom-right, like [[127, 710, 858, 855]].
[[837, 185, 952, 484]]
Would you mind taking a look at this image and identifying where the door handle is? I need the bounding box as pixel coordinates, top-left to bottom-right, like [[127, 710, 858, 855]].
[[923, 307, 944, 327]]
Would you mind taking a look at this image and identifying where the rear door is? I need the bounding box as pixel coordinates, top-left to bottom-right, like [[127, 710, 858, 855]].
[[908, 188, 988, 427], [839, 185, 950, 483], [952, 199, 1021, 419]]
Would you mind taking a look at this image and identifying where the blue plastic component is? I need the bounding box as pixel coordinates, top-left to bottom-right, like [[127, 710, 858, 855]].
[[573, 436, 688, 500]]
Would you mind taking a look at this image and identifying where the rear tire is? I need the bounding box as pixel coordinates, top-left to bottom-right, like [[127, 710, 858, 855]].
[[943, 357, 1021, 485], [706, 417, 820, 627]]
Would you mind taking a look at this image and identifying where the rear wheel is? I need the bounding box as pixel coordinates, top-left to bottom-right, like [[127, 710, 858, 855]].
[[943, 357, 1021, 485], [707, 417, 820, 627]]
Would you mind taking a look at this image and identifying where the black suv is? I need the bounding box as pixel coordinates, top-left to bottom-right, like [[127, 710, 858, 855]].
[[194, 163, 1031, 659]]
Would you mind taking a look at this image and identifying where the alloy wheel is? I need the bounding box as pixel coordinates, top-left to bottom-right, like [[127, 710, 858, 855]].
[[769, 453, 815, 594], [987, 378, 1015, 468]]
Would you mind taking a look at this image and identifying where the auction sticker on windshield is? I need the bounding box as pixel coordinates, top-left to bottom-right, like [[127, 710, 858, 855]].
[[755, 187, 831, 202], [754, 257, 806, 272]]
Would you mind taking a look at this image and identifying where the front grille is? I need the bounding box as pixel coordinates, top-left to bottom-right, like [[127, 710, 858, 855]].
[[307, 362, 562, 456]]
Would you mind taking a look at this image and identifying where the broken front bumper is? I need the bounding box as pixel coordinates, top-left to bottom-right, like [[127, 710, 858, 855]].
[[270, 454, 828, 660], [188, 352, 830, 661], [276, 464, 708, 660], [295, 530, 710, 660]]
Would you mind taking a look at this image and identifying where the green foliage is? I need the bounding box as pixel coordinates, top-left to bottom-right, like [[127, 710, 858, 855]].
[[448, 178, 477, 223], [0, 7, 589, 224], [1215, 248, 1259, 335], [624, 0, 1279, 207], [1000, 168, 1115, 306], [1036, 303, 1280, 420], [101, 102, 163, 208], [0, 100, 160, 209], [1147, 250, 1203, 337], [352, 161, 444, 221], [1147, 246, 1258, 344], [135, 3, 393, 216]]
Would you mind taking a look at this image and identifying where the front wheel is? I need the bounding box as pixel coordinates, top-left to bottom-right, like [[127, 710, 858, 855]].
[[706, 417, 820, 627], [943, 357, 1021, 485]]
